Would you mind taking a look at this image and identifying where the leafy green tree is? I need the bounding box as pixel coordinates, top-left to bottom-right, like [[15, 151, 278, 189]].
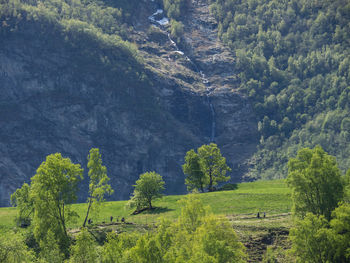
[[289, 203, 350, 263], [83, 148, 113, 227], [69, 228, 100, 263], [177, 194, 207, 233], [102, 232, 139, 263], [10, 182, 33, 227], [182, 149, 207, 192], [287, 146, 344, 220], [164, 194, 246, 263], [0, 230, 36, 263], [30, 153, 83, 255], [128, 172, 165, 210], [289, 213, 335, 263], [330, 203, 350, 262], [128, 233, 163, 263], [197, 143, 231, 192], [192, 215, 246, 263], [39, 230, 64, 263]]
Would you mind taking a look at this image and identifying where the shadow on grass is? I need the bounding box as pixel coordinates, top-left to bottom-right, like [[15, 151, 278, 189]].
[[132, 207, 174, 215], [218, 183, 238, 191]]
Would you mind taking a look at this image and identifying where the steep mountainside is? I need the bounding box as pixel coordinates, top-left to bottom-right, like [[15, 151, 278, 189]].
[[0, 0, 257, 205]]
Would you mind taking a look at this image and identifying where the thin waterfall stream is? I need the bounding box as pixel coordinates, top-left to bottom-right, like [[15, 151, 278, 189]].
[[148, 7, 216, 142]]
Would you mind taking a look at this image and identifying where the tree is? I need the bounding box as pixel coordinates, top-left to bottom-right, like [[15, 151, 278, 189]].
[[30, 153, 83, 255], [289, 213, 335, 263], [330, 203, 350, 262], [197, 143, 231, 192], [0, 231, 36, 263], [69, 228, 100, 263], [102, 232, 139, 263], [39, 230, 64, 263], [83, 148, 113, 227], [287, 146, 344, 220], [129, 172, 165, 210], [344, 169, 350, 202], [10, 182, 33, 227], [163, 194, 246, 263], [192, 215, 246, 263], [182, 149, 207, 192]]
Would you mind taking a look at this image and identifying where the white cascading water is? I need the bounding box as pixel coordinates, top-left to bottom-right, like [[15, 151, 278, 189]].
[[148, 7, 216, 142]]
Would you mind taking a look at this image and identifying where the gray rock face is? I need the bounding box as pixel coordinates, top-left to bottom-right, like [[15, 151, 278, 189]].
[[0, 1, 258, 206]]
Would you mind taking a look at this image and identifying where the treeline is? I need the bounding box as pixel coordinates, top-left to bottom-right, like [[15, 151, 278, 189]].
[[209, 0, 350, 179], [1, 145, 248, 262], [0, 0, 145, 81], [1, 195, 247, 262]]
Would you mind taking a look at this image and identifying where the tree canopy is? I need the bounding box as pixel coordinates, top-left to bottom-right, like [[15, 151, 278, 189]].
[[183, 143, 231, 192], [182, 149, 207, 192], [287, 146, 344, 220], [83, 148, 113, 227], [30, 153, 83, 255], [128, 171, 165, 211]]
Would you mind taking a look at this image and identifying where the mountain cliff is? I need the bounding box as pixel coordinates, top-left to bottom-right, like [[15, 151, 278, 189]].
[[0, 0, 257, 205]]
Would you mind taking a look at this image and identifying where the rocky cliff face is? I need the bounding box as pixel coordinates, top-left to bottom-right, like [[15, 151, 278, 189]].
[[0, 0, 257, 206]]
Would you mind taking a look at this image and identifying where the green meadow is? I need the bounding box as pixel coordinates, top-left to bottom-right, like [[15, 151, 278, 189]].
[[0, 179, 291, 231]]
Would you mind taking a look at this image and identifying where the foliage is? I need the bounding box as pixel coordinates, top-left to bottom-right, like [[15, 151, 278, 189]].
[[182, 149, 207, 192], [170, 19, 184, 44], [289, 203, 350, 263], [39, 230, 64, 263], [197, 143, 231, 192], [83, 148, 113, 227], [177, 194, 208, 233], [287, 146, 344, 220], [289, 213, 335, 263], [105, 194, 246, 263], [69, 228, 100, 263], [128, 172, 165, 211], [329, 203, 350, 262], [345, 169, 350, 202], [0, 0, 145, 85], [183, 144, 231, 192], [0, 230, 36, 263], [209, 0, 350, 179], [102, 232, 139, 263], [163, 0, 188, 20], [30, 153, 83, 255], [10, 182, 33, 227]]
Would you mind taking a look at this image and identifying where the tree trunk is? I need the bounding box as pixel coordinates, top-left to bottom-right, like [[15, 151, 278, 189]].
[[149, 200, 153, 210], [83, 198, 93, 227], [208, 168, 213, 192]]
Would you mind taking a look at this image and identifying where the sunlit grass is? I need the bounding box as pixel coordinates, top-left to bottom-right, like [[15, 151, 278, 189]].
[[0, 179, 291, 232]]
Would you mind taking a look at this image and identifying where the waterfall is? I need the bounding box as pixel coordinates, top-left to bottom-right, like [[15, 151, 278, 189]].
[[148, 8, 216, 142]]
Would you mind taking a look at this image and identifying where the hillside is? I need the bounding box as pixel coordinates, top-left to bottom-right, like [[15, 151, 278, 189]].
[[0, 0, 257, 206], [209, 0, 350, 179], [0, 179, 292, 262], [0, 0, 349, 206]]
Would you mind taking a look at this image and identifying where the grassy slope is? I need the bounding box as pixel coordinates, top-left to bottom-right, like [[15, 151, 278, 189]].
[[0, 179, 291, 230], [0, 180, 291, 261]]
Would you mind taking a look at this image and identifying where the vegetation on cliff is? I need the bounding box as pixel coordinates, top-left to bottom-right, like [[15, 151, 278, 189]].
[[210, 0, 350, 179]]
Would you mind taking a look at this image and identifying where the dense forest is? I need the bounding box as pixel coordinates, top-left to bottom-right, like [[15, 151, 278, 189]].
[[209, 0, 350, 179]]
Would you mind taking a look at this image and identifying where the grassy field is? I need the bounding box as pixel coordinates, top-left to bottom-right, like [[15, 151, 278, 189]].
[[0, 179, 292, 262], [0, 179, 291, 230]]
